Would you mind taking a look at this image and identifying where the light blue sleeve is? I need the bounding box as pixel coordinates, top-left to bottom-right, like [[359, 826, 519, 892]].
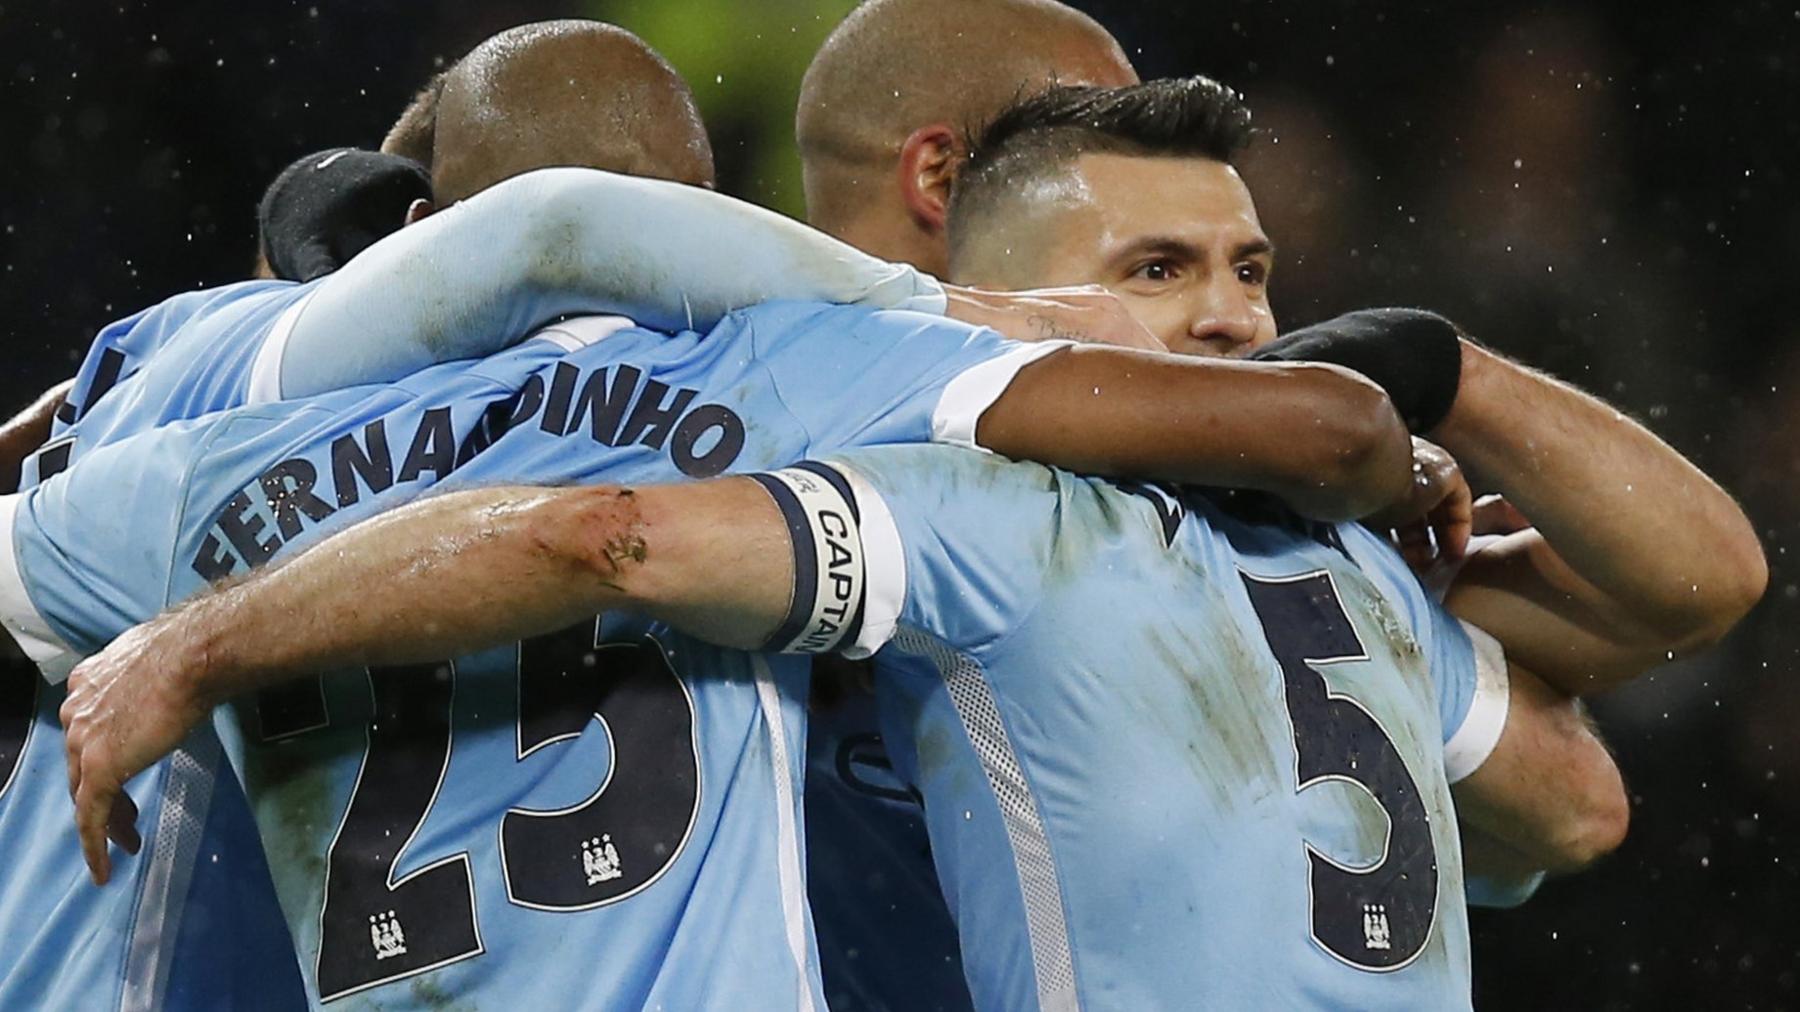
[[1422, 600, 1478, 750], [0, 419, 215, 680], [52, 281, 294, 436], [816, 445, 1059, 657], [273, 167, 947, 400], [745, 302, 1065, 454]]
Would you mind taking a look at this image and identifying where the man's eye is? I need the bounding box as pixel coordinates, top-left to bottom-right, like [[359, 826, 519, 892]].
[[1133, 260, 1178, 282], [1236, 262, 1268, 286]]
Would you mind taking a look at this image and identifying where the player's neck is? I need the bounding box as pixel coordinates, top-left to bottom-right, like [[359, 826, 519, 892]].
[[818, 212, 948, 280]]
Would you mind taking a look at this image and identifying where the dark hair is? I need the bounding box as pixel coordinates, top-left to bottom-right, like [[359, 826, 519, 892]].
[[977, 76, 1251, 164], [948, 76, 1254, 260]]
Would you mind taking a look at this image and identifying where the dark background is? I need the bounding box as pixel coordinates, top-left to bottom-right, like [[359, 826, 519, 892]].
[[2, 0, 1796, 1006]]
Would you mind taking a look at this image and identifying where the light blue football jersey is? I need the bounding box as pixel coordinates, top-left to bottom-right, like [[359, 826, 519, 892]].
[[783, 445, 1493, 1011], [0, 304, 1061, 1009]]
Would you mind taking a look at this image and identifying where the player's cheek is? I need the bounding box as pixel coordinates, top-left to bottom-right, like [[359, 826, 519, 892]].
[[1126, 291, 1192, 353]]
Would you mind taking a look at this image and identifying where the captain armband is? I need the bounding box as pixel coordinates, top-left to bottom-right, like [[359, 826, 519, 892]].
[[749, 464, 870, 656]]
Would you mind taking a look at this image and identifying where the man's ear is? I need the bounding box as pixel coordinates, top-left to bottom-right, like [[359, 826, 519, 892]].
[[403, 197, 436, 226], [896, 123, 960, 235]]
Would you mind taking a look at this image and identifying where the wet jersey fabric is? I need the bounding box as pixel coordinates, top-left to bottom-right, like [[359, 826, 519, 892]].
[[794, 445, 1484, 1011], [27, 279, 314, 487], [0, 304, 1058, 1009]]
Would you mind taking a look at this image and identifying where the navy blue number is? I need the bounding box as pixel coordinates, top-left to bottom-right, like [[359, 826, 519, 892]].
[[309, 625, 699, 999], [315, 662, 481, 1002], [502, 623, 699, 909], [1240, 571, 1437, 971]]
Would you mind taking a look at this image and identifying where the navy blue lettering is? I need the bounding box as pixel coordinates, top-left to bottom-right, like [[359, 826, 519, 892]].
[[260, 458, 337, 540], [191, 533, 239, 582], [33, 439, 72, 482], [539, 362, 580, 436], [456, 376, 545, 467], [568, 365, 639, 445], [216, 491, 279, 568], [330, 421, 393, 508], [617, 380, 696, 451], [71, 347, 128, 422], [670, 404, 744, 478], [397, 407, 456, 482]]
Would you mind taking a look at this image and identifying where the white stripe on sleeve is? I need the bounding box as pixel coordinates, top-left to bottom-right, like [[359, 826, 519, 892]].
[[245, 289, 316, 405], [834, 463, 906, 660], [0, 493, 79, 682], [930, 340, 1072, 451], [1443, 619, 1510, 783]]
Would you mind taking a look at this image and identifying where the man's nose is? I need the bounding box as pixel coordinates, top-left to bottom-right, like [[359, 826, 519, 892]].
[[1187, 283, 1262, 349]]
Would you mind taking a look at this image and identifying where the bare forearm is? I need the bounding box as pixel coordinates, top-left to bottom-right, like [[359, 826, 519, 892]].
[[179, 477, 795, 707], [1435, 342, 1766, 646], [182, 486, 638, 706], [979, 348, 1413, 521], [1451, 664, 1628, 872]]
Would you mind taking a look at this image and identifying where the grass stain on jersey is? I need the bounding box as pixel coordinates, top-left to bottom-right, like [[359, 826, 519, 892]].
[[409, 972, 479, 1012], [1143, 617, 1288, 816]]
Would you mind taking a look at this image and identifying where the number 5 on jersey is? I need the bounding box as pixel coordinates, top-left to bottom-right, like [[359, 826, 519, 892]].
[[1241, 570, 1439, 972]]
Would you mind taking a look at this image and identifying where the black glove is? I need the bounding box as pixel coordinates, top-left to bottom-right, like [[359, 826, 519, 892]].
[[257, 148, 432, 282], [1250, 307, 1464, 432]]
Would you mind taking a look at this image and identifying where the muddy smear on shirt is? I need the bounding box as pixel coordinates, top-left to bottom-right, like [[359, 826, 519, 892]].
[[409, 972, 480, 1012], [1138, 617, 1288, 816], [234, 698, 344, 935]]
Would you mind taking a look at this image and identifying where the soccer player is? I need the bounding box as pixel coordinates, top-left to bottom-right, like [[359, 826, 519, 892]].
[[938, 76, 1765, 858], [0, 144, 432, 1010], [1, 26, 1426, 1010]]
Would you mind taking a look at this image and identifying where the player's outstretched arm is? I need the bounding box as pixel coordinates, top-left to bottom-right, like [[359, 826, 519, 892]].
[[61, 476, 798, 883], [1435, 339, 1767, 692], [979, 347, 1415, 521], [270, 166, 955, 399], [272, 164, 1162, 400], [1452, 656, 1629, 886]]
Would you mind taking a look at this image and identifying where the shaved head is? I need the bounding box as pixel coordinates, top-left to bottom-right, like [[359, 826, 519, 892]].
[[429, 20, 714, 203], [796, 0, 1134, 270]]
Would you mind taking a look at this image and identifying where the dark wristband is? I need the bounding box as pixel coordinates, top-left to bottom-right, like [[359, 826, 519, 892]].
[[1251, 308, 1464, 432]]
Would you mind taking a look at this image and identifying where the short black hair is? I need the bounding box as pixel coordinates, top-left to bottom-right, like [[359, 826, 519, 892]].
[[975, 75, 1251, 166], [948, 76, 1254, 271]]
